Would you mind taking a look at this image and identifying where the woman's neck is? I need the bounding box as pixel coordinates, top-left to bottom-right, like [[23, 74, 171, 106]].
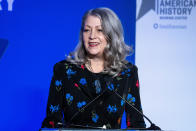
[[86, 57, 105, 73]]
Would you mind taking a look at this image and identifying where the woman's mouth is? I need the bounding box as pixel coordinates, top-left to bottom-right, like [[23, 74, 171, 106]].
[[89, 42, 99, 47]]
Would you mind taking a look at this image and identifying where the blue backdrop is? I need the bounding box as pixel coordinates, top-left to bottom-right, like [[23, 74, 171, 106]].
[[0, 0, 136, 130]]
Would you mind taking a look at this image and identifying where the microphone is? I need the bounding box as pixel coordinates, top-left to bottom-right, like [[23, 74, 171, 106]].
[[60, 87, 109, 129], [113, 90, 161, 130], [69, 88, 108, 122], [56, 122, 107, 129], [56, 75, 161, 130], [104, 76, 161, 130]]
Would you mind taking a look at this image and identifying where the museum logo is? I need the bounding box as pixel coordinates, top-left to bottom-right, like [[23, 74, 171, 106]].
[[137, 0, 196, 29], [137, 0, 196, 20]]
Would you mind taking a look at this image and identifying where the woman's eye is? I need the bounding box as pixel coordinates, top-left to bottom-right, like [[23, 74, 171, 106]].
[[83, 29, 89, 32], [97, 29, 103, 32]]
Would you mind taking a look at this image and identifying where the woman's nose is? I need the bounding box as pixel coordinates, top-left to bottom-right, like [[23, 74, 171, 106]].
[[89, 30, 96, 39]]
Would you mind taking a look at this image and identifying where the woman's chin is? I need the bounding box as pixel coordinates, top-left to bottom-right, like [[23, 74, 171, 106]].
[[87, 52, 102, 58]]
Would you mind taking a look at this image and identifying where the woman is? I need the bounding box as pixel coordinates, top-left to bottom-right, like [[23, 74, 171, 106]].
[[42, 7, 146, 129]]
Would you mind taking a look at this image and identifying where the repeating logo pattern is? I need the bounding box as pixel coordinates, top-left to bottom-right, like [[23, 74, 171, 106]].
[[0, 0, 15, 11]]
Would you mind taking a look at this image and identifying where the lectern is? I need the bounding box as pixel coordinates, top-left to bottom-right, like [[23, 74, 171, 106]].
[[40, 128, 163, 131]]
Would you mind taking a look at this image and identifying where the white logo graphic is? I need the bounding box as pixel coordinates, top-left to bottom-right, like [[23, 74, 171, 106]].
[[0, 0, 15, 11], [137, 0, 196, 29], [157, 0, 196, 20], [137, 0, 196, 20]]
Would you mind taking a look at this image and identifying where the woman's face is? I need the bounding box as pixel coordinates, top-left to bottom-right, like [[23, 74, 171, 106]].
[[83, 15, 107, 58]]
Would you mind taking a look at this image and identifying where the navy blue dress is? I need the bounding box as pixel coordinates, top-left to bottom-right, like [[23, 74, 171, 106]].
[[42, 60, 146, 129]]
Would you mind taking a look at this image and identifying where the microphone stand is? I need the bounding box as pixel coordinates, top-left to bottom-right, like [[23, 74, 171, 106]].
[[104, 75, 161, 130], [113, 90, 161, 130], [56, 122, 106, 129]]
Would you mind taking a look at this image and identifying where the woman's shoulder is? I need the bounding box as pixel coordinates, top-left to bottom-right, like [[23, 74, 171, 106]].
[[115, 61, 138, 78], [54, 59, 68, 68], [54, 59, 77, 68], [123, 61, 138, 72], [53, 59, 78, 75]]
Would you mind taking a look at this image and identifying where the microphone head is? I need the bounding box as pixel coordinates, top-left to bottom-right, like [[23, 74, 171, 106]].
[[102, 125, 107, 129], [148, 123, 161, 130]]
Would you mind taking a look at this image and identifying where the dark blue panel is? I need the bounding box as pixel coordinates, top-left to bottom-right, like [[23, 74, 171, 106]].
[[0, 38, 8, 59], [0, 0, 136, 130]]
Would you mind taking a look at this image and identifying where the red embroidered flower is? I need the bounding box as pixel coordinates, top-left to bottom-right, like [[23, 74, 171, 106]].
[[127, 121, 131, 127], [81, 64, 84, 70], [49, 121, 55, 128], [126, 114, 131, 127], [136, 80, 139, 88], [74, 83, 79, 87]]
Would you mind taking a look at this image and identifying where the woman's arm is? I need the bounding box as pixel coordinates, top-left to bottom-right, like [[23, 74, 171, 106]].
[[125, 66, 146, 128], [42, 63, 65, 128]]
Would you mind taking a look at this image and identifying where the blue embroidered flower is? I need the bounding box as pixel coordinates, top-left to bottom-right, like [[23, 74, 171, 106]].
[[122, 69, 131, 77], [79, 78, 87, 85], [125, 68, 131, 73], [127, 73, 131, 77], [107, 105, 117, 113], [107, 83, 114, 91], [66, 68, 76, 79], [127, 94, 132, 100], [55, 80, 63, 91], [132, 97, 136, 102], [121, 99, 125, 106], [50, 104, 59, 113], [127, 93, 136, 104], [55, 80, 62, 86], [95, 86, 101, 94], [77, 101, 86, 108], [92, 113, 99, 123], [94, 79, 101, 94], [66, 93, 73, 105]]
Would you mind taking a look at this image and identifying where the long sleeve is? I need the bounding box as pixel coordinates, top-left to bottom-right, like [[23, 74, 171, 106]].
[[125, 66, 146, 128], [42, 63, 65, 128]]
